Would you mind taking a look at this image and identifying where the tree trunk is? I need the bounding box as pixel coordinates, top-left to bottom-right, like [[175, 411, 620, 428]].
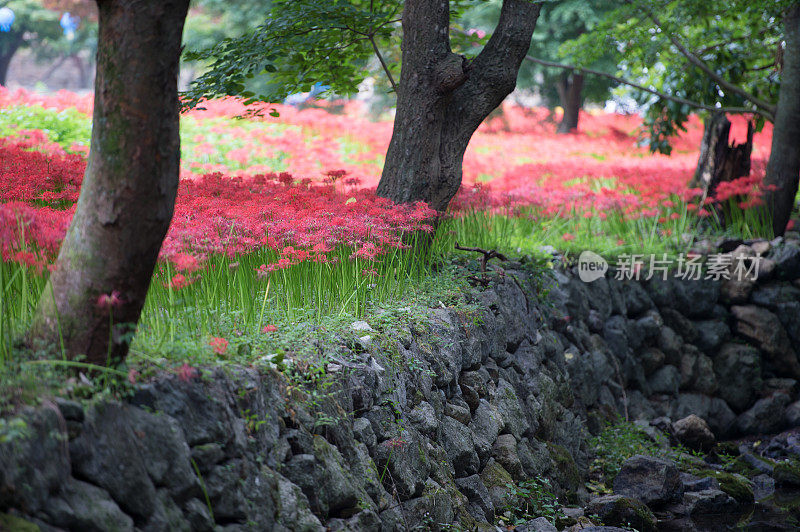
[[764, 5, 800, 236], [556, 73, 584, 134], [31, 0, 190, 366], [0, 33, 23, 86], [691, 112, 753, 203], [376, 0, 542, 211]]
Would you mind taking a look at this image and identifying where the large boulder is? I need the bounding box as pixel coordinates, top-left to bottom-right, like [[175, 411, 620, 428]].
[[735, 393, 791, 436], [612, 455, 683, 507], [713, 343, 763, 412], [585, 494, 657, 532], [769, 244, 800, 280], [731, 305, 800, 378], [672, 415, 715, 450]]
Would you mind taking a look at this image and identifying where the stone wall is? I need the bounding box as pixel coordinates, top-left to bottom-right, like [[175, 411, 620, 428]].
[[2, 241, 799, 531]]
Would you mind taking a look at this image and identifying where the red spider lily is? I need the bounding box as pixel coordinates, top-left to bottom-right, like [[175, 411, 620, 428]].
[[209, 337, 228, 355], [384, 437, 407, 449], [96, 290, 123, 311], [262, 324, 278, 333], [176, 362, 198, 382], [166, 273, 192, 290]]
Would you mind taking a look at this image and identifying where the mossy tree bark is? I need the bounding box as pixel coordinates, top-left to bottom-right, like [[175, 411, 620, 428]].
[[376, 0, 542, 212], [31, 0, 190, 365], [764, 5, 800, 236]]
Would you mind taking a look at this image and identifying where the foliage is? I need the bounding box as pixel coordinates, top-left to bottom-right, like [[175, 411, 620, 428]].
[[497, 476, 565, 527], [589, 418, 665, 482], [461, 0, 619, 108], [182, 0, 403, 108], [0, 104, 90, 150], [565, 0, 793, 153]]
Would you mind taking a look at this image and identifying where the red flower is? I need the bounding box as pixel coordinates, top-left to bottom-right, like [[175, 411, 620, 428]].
[[176, 362, 198, 382], [96, 290, 122, 311], [209, 337, 229, 355], [262, 324, 278, 333]]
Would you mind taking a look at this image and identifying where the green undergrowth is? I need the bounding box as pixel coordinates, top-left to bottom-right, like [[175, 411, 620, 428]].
[[0, 255, 508, 416]]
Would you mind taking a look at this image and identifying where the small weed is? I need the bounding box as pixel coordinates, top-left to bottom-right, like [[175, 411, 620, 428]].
[[496, 476, 565, 527]]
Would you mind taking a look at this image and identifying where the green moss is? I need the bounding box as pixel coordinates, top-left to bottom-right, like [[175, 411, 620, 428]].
[[0, 513, 40, 531], [480, 460, 514, 489], [547, 442, 581, 491], [687, 467, 754, 504], [774, 458, 800, 487], [611, 497, 657, 532]]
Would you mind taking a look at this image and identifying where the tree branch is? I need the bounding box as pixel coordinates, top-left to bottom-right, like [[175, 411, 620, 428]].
[[625, 0, 777, 115], [523, 55, 774, 121], [369, 35, 397, 92]]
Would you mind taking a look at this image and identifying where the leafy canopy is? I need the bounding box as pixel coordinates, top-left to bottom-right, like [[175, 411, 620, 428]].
[[565, 0, 792, 153]]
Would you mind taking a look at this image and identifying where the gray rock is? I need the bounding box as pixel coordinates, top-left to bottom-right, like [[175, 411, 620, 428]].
[[492, 434, 523, 480], [441, 415, 479, 477], [672, 415, 715, 450], [69, 403, 161, 520], [352, 417, 377, 452], [674, 278, 720, 318], [638, 347, 666, 376], [736, 393, 791, 435], [693, 320, 730, 353], [612, 455, 683, 506], [681, 473, 719, 492], [603, 315, 631, 359], [470, 400, 500, 464], [752, 473, 775, 500], [751, 283, 800, 309], [0, 408, 70, 515], [658, 326, 684, 365], [770, 244, 800, 280], [455, 474, 495, 523], [785, 400, 800, 428], [720, 279, 755, 304], [492, 379, 530, 440], [444, 402, 471, 425], [44, 478, 134, 532], [183, 498, 215, 532], [684, 488, 739, 515], [407, 401, 438, 438], [713, 343, 763, 412], [585, 494, 657, 532], [636, 310, 664, 340], [273, 473, 323, 531], [374, 428, 430, 499], [648, 365, 680, 395], [621, 280, 654, 317], [731, 305, 800, 378], [671, 393, 736, 437], [514, 516, 558, 532], [401, 479, 456, 530]]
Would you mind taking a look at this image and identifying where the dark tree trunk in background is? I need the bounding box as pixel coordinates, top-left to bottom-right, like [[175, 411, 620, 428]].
[[691, 112, 753, 203], [556, 73, 584, 134], [376, 0, 542, 211], [0, 33, 23, 86], [764, 5, 800, 236], [32, 0, 190, 366]]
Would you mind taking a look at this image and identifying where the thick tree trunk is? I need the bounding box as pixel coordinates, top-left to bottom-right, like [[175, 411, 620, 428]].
[[764, 5, 800, 236], [376, 0, 542, 211], [691, 112, 753, 203], [31, 0, 190, 366], [0, 33, 23, 86], [556, 73, 584, 134]]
